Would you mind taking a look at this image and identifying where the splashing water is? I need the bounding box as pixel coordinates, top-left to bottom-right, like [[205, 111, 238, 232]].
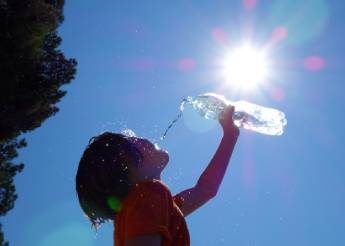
[[121, 128, 137, 137], [161, 97, 192, 140]]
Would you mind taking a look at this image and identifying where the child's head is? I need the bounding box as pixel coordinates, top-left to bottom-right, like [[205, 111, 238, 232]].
[[75, 131, 169, 229]]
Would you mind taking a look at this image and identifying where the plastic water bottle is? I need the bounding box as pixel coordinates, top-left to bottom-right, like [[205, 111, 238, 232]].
[[182, 93, 287, 136]]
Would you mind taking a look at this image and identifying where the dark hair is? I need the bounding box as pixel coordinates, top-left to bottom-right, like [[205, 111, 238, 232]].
[[75, 132, 142, 230]]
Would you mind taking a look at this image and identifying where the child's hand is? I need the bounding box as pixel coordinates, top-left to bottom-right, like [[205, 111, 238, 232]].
[[219, 106, 240, 138]]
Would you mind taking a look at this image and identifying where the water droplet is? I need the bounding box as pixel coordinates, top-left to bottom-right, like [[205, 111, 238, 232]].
[[121, 129, 136, 137]]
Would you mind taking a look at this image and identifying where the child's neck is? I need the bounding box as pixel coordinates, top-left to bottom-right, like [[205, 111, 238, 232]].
[[130, 173, 161, 185]]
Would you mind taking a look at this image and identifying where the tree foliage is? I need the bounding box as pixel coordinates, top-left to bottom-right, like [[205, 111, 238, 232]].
[[0, 0, 77, 141], [0, 1, 77, 245]]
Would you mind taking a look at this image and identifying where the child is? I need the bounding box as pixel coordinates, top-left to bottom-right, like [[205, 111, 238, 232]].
[[76, 106, 240, 246]]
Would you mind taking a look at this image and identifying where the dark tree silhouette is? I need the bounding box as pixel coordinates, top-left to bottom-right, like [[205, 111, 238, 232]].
[[0, 1, 77, 245]]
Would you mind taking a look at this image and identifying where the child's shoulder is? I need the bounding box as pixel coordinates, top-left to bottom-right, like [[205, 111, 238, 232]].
[[136, 179, 172, 196]]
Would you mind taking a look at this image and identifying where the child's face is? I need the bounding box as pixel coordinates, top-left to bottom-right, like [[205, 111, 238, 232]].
[[127, 137, 169, 181]]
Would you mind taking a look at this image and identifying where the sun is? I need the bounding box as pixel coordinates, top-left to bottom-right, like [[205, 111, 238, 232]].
[[221, 44, 270, 90]]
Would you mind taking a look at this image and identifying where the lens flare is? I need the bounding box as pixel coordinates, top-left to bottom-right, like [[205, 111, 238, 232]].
[[304, 56, 326, 71], [212, 27, 227, 45], [243, 0, 257, 10], [177, 58, 196, 72], [269, 0, 329, 45], [271, 26, 288, 43]]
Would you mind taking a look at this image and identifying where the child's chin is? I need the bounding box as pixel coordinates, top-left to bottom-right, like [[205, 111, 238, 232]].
[[158, 151, 169, 167]]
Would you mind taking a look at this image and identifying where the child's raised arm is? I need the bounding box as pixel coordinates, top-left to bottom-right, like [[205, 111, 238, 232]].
[[175, 106, 240, 217]]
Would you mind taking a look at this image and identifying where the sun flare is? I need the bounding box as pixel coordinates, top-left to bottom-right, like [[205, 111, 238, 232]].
[[221, 44, 270, 90]]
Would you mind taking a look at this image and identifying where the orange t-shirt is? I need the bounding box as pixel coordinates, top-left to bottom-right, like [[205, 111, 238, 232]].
[[114, 179, 190, 246]]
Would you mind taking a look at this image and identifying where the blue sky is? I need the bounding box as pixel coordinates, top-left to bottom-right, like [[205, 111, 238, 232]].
[[3, 0, 345, 245]]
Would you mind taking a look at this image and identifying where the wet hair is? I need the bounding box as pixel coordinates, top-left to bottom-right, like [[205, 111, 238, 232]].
[[75, 132, 143, 230]]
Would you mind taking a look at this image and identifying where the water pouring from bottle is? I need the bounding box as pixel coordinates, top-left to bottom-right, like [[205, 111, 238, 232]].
[[161, 93, 287, 140]]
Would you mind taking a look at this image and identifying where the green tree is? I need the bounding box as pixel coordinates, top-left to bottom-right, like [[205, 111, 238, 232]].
[[0, 139, 26, 246], [0, 1, 77, 245]]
